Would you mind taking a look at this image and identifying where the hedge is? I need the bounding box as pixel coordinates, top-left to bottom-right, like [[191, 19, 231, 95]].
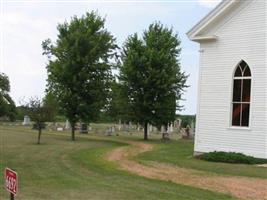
[[198, 151, 267, 164]]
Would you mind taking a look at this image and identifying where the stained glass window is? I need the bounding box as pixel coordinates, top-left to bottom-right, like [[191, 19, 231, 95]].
[[232, 61, 251, 127]]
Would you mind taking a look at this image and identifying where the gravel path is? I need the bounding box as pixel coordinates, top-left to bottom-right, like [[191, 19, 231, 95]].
[[105, 140, 267, 200]]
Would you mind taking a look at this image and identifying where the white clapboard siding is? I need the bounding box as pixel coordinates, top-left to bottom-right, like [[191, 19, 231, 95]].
[[194, 0, 267, 158]]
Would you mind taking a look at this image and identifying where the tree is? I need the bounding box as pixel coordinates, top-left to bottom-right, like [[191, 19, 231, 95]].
[[107, 80, 133, 123], [0, 73, 16, 121], [26, 97, 51, 144], [178, 114, 196, 128], [42, 11, 117, 141], [119, 22, 188, 140], [43, 92, 58, 122]]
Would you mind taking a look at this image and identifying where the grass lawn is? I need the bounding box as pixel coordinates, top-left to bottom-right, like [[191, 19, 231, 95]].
[[0, 124, 239, 199], [138, 139, 267, 179]]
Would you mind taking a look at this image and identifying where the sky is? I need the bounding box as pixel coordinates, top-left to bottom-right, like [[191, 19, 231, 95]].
[[0, 0, 221, 115]]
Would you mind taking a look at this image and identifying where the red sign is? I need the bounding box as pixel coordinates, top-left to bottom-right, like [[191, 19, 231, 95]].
[[5, 168, 18, 195]]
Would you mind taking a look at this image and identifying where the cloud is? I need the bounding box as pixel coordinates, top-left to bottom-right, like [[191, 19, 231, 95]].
[[2, 11, 57, 104], [198, 0, 221, 8]]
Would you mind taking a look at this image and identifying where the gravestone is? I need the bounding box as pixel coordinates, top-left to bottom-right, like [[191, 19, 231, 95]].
[[137, 123, 140, 131], [106, 127, 112, 136], [22, 115, 30, 126], [162, 132, 170, 140], [147, 123, 151, 135], [161, 125, 165, 133], [182, 125, 194, 139], [167, 123, 173, 133], [161, 125, 170, 140], [160, 125, 170, 140], [80, 123, 88, 134], [57, 127, 63, 131], [118, 119, 122, 131], [149, 124, 153, 133], [174, 119, 182, 129], [123, 123, 129, 132], [65, 120, 70, 130]]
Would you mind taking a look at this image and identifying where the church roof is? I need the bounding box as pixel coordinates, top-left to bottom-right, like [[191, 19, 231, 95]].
[[187, 0, 242, 42]]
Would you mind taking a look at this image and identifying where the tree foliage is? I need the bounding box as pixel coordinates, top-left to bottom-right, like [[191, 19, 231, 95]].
[[42, 12, 117, 140], [119, 22, 188, 140], [107, 80, 133, 123], [178, 114, 196, 128], [26, 97, 52, 144], [43, 92, 58, 122], [0, 73, 16, 121]]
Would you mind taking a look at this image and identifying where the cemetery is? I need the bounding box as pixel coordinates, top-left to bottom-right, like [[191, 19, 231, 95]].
[[1, 120, 267, 200]]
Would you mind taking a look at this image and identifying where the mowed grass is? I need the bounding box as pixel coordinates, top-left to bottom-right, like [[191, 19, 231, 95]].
[[138, 139, 267, 179], [0, 124, 237, 200]]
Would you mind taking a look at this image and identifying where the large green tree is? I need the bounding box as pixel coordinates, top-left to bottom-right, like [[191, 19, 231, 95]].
[[42, 12, 117, 140], [119, 22, 187, 140], [0, 73, 16, 121]]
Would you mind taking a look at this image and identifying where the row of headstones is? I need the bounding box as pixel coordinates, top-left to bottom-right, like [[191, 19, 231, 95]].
[[118, 120, 183, 132], [22, 118, 185, 133], [110, 120, 185, 135], [22, 116, 88, 131], [55, 121, 93, 132], [22, 115, 195, 138], [108, 120, 195, 137]]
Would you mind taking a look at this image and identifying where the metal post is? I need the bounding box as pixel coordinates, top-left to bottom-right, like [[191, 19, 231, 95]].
[[10, 193, 14, 200]]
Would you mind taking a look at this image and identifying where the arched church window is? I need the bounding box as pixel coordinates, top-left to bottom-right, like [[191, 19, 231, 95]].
[[232, 60, 251, 127]]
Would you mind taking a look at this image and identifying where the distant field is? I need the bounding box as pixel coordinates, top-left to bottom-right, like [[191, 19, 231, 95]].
[[0, 124, 243, 199]]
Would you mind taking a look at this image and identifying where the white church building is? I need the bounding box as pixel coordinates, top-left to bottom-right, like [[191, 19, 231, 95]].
[[187, 0, 266, 158]]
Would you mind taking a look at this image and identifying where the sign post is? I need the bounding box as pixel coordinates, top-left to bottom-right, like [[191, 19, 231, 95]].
[[10, 193, 14, 200], [5, 168, 18, 199]]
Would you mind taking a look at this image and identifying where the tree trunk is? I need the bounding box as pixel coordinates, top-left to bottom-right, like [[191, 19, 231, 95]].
[[37, 128, 41, 144], [71, 123, 75, 141], [144, 122, 148, 140]]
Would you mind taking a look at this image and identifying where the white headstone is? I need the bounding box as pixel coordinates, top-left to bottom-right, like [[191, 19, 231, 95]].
[[178, 119, 182, 127], [57, 127, 63, 131], [149, 124, 153, 132], [65, 120, 70, 130], [169, 123, 173, 133], [175, 119, 182, 128], [106, 127, 112, 136], [161, 125, 165, 133], [118, 119, 121, 131], [22, 115, 30, 125]]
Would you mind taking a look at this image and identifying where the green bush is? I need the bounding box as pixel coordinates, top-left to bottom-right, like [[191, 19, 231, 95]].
[[198, 151, 267, 164]]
